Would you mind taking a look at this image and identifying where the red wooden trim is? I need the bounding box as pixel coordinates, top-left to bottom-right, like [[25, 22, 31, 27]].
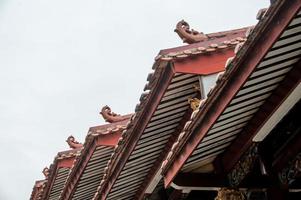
[[220, 62, 301, 173], [160, 28, 247, 55], [57, 157, 75, 168], [100, 64, 176, 200], [163, 0, 301, 188], [173, 49, 234, 75], [96, 130, 121, 146]]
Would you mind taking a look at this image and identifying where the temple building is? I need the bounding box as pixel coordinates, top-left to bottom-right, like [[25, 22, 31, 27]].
[[30, 0, 301, 199]]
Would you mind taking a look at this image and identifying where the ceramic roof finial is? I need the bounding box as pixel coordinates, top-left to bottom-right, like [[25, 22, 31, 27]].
[[175, 20, 208, 44]]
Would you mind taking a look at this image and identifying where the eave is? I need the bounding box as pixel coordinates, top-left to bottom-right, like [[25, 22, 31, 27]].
[[161, 0, 301, 189], [40, 149, 80, 200], [59, 119, 128, 200], [95, 28, 247, 200]]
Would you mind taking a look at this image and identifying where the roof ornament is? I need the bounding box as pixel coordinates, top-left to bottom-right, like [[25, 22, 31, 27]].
[[100, 105, 128, 123], [256, 8, 268, 20], [66, 135, 83, 149], [175, 20, 208, 44], [42, 167, 50, 178], [188, 98, 201, 111]]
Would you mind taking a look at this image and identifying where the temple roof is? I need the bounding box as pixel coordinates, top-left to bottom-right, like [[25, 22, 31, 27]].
[[94, 26, 248, 200], [30, 0, 301, 199], [161, 0, 301, 189], [59, 106, 130, 200], [33, 148, 81, 200], [158, 26, 248, 61]]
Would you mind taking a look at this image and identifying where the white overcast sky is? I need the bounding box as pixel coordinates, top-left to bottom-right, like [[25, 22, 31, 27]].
[[0, 0, 269, 199]]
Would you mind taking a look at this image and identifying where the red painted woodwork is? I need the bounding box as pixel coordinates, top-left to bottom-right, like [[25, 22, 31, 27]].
[[163, 0, 301, 188], [57, 157, 74, 168], [160, 28, 247, 55], [96, 131, 121, 146], [173, 49, 234, 75]]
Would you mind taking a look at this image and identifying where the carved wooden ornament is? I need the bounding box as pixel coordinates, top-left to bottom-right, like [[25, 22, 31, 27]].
[[279, 153, 301, 185], [228, 143, 258, 187]]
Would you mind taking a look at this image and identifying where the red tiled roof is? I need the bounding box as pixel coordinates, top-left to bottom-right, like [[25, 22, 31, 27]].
[[156, 27, 248, 62]]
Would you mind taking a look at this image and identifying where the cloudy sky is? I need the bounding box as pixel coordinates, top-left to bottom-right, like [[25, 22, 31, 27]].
[[0, 0, 269, 199]]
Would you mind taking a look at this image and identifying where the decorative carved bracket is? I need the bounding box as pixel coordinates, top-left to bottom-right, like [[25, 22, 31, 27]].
[[188, 98, 201, 111], [228, 143, 259, 187], [279, 153, 301, 185], [66, 135, 83, 149], [100, 105, 128, 123], [42, 167, 50, 178], [215, 188, 246, 200], [175, 20, 208, 44]]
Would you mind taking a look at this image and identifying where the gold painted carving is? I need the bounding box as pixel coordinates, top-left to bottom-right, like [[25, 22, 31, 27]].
[[215, 188, 245, 200], [188, 98, 201, 111]]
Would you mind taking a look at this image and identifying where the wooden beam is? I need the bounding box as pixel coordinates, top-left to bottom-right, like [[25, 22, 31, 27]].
[[168, 189, 182, 200], [171, 172, 300, 190], [173, 173, 227, 188], [267, 188, 288, 200], [163, 0, 301, 187], [273, 123, 301, 171]]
